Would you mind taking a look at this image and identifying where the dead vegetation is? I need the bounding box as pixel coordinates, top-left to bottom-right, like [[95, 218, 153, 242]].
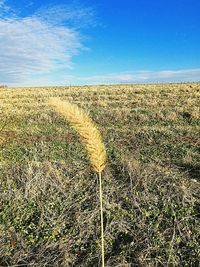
[[0, 83, 200, 266]]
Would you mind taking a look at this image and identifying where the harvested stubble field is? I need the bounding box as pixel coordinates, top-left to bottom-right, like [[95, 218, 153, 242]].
[[0, 83, 200, 267]]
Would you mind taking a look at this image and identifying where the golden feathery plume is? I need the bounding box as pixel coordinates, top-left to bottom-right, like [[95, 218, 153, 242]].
[[49, 97, 106, 173], [49, 97, 106, 267]]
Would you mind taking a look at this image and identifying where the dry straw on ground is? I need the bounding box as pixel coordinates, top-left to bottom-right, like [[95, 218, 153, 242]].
[[49, 97, 106, 267]]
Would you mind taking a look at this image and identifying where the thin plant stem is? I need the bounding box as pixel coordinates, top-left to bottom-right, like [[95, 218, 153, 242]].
[[99, 171, 105, 267]]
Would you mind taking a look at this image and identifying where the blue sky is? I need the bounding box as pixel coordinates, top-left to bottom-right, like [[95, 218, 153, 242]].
[[0, 0, 200, 86]]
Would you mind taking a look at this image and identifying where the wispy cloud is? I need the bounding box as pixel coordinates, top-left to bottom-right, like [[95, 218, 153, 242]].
[[0, 0, 16, 18], [35, 3, 96, 29], [70, 68, 200, 85], [16, 68, 200, 87], [0, 1, 92, 85]]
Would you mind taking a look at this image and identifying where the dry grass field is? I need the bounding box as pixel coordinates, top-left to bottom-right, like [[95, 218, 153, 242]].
[[0, 83, 200, 266]]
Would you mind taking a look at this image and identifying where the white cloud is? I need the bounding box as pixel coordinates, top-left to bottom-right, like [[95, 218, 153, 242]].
[[0, 2, 90, 85], [0, 17, 82, 82], [0, 0, 16, 18], [70, 68, 200, 85], [16, 68, 200, 87], [35, 3, 96, 29]]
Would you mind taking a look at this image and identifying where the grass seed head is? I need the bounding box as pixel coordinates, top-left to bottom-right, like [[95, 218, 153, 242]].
[[49, 97, 106, 173]]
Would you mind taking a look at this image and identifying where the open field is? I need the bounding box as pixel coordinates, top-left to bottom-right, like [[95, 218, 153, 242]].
[[0, 83, 200, 266]]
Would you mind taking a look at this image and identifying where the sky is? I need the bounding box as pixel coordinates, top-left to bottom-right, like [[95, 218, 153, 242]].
[[0, 0, 200, 86]]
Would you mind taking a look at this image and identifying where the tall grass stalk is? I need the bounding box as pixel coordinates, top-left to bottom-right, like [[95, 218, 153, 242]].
[[49, 97, 106, 267]]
